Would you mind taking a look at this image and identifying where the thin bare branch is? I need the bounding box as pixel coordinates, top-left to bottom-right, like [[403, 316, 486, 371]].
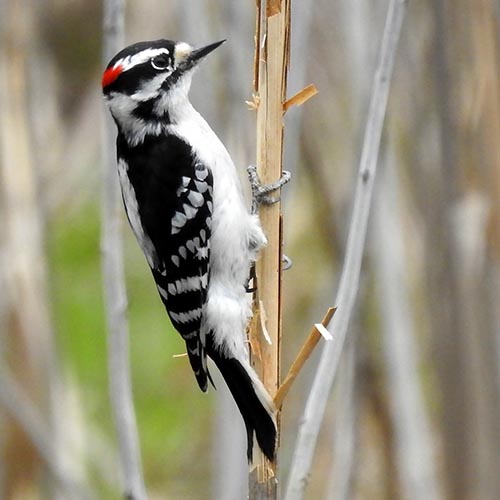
[[284, 1, 408, 498], [101, 1, 147, 499], [0, 3, 67, 496], [373, 149, 442, 500], [0, 368, 90, 499], [274, 307, 335, 409], [325, 337, 357, 500]]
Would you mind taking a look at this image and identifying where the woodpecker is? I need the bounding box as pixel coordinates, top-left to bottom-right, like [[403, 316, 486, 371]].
[[102, 39, 284, 461]]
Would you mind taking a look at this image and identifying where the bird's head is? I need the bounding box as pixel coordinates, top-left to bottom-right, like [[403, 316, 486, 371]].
[[102, 39, 224, 140]]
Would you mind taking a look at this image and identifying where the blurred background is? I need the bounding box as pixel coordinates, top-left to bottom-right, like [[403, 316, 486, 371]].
[[1, 0, 499, 499]]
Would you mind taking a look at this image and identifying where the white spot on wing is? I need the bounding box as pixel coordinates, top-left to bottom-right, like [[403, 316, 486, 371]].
[[157, 285, 168, 300], [170, 308, 202, 324], [201, 273, 208, 288], [194, 180, 208, 193], [179, 246, 187, 259], [172, 211, 187, 228], [197, 247, 209, 260], [187, 190, 205, 208], [183, 203, 198, 220], [195, 168, 208, 181], [174, 275, 204, 294]]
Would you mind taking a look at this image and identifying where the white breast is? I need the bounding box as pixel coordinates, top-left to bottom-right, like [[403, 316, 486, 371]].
[[167, 103, 267, 356]]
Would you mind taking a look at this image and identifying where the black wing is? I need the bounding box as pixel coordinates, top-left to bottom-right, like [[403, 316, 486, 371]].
[[117, 133, 213, 391]]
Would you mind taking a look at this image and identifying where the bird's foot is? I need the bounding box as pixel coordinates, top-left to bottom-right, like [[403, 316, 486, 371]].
[[245, 264, 257, 293], [245, 255, 292, 294], [282, 254, 293, 270], [247, 165, 291, 214]]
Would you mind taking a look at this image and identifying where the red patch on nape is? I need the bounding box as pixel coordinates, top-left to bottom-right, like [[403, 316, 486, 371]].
[[102, 64, 124, 88]]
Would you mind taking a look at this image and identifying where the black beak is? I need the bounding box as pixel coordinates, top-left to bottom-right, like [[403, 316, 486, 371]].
[[186, 40, 225, 67]]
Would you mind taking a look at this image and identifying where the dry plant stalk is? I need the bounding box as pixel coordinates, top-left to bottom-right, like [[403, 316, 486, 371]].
[[248, 0, 290, 497], [274, 308, 336, 409], [101, 1, 147, 498], [284, 1, 409, 497]]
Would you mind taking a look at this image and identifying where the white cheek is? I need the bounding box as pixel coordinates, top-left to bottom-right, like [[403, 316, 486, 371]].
[[107, 93, 136, 123], [132, 73, 170, 101]]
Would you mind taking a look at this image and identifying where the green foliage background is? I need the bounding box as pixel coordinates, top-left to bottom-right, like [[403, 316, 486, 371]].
[[49, 203, 212, 497]]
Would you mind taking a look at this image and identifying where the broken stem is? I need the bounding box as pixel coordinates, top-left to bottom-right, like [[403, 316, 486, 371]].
[[274, 307, 336, 409]]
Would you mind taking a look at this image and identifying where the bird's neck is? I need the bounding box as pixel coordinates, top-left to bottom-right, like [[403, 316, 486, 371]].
[[110, 93, 196, 148]]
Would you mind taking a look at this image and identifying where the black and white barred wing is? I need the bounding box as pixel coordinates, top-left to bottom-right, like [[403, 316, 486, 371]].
[[152, 161, 213, 391], [117, 134, 213, 391]]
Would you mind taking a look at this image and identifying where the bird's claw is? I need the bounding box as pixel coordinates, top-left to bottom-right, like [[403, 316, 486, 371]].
[[282, 254, 292, 270], [247, 165, 291, 214], [245, 256, 292, 294]]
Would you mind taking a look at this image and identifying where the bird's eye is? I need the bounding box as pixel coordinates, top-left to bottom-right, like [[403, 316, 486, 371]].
[[151, 54, 170, 71]]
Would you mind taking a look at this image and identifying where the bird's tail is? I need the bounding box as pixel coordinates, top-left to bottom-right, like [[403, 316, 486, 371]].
[[209, 345, 277, 462]]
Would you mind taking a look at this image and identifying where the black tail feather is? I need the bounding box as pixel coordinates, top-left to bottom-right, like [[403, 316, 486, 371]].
[[208, 346, 276, 462]]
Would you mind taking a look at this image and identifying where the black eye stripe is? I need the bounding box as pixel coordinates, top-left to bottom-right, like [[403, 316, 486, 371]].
[[151, 54, 171, 70]]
